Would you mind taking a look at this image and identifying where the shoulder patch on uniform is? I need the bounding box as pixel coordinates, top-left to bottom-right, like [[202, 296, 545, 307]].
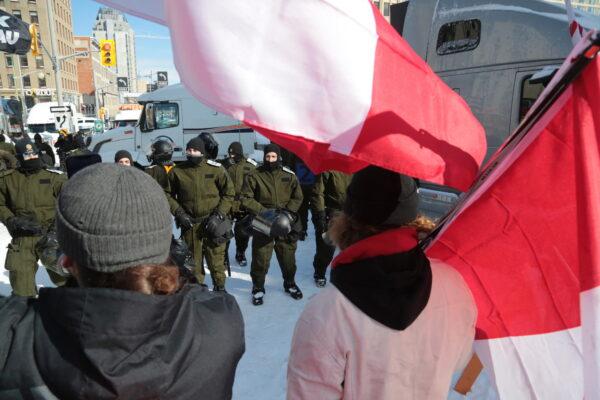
[[45, 168, 64, 175], [207, 159, 222, 167], [282, 166, 295, 175], [247, 158, 258, 166]]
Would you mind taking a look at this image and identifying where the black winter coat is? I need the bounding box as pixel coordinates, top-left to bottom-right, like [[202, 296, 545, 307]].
[[0, 284, 245, 399]]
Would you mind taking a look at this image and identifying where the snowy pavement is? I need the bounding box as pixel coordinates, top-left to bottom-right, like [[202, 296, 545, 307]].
[[0, 224, 497, 399]]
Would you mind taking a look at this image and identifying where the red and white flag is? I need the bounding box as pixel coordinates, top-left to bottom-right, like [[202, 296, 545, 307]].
[[94, 0, 486, 191], [565, 0, 585, 45], [428, 32, 600, 399]]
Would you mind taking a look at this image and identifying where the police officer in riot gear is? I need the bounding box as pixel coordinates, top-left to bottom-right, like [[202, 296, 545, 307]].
[[223, 141, 257, 267], [146, 139, 175, 191], [0, 139, 67, 296], [241, 143, 304, 305], [167, 137, 235, 291], [311, 171, 353, 287]]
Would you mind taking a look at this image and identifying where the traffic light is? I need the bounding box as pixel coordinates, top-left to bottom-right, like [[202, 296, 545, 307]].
[[29, 24, 40, 56], [99, 39, 116, 67]]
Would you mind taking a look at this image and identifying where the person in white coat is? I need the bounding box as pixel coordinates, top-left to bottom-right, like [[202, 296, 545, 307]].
[[287, 166, 477, 400]]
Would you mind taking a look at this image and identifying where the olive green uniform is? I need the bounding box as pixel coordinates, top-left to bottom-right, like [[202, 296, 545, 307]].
[[145, 163, 174, 192], [224, 157, 257, 256], [311, 171, 352, 278], [241, 165, 303, 289], [167, 159, 234, 286], [0, 168, 67, 296], [0, 142, 16, 155]]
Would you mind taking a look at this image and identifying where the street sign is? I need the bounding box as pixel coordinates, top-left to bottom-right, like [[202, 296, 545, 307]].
[[50, 105, 75, 133], [157, 71, 168, 82], [49, 105, 73, 114], [117, 77, 129, 90], [157, 71, 168, 88], [94, 119, 104, 133]]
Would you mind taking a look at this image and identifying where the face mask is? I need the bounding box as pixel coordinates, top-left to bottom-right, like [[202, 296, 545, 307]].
[[230, 153, 242, 163], [20, 158, 43, 172], [187, 155, 204, 166], [264, 160, 281, 171]]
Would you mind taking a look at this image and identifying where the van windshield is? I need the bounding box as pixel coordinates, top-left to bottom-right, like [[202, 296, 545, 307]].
[[29, 123, 58, 133]]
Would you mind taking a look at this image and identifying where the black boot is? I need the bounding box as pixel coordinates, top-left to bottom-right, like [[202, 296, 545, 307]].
[[284, 282, 303, 300], [213, 285, 227, 293], [252, 287, 265, 306], [235, 251, 247, 267]]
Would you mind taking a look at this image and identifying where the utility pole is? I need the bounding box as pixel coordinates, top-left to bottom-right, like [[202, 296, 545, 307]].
[[46, 0, 63, 106], [15, 56, 29, 126]]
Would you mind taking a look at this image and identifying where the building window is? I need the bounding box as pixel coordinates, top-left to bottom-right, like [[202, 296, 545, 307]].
[[35, 56, 44, 68], [5, 55, 13, 68], [383, 2, 390, 16], [437, 19, 481, 55], [19, 54, 28, 68], [29, 11, 38, 24], [12, 9, 21, 19], [7, 74, 14, 88], [38, 75, 47, 87], [22, 76, 31, 87]]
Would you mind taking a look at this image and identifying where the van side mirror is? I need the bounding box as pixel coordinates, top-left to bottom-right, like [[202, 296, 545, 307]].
[[143, 103, 155, 132]]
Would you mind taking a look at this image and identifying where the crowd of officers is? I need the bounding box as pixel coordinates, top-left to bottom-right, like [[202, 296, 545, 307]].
[[0, 131, 352, 306]]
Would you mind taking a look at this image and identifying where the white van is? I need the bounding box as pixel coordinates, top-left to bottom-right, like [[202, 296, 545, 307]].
[[89, 84, 260, 165]]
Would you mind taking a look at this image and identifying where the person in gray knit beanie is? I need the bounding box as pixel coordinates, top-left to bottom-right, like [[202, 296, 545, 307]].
[[56, 163, 172, 272], [0, 164, 246, 400]]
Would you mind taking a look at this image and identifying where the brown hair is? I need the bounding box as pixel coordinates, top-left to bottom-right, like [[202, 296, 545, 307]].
[[328, 212, 436, 250], [77, 261, 181, 295]]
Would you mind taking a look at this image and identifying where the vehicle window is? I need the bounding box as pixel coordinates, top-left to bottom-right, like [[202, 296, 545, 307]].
[[29, 123, 57, 133], [519, 75, 545, 122], [437, 19, 481, 55], [154, 103, 179, 130]]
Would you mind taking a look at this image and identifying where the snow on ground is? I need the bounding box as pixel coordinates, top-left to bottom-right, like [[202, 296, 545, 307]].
[[0, 223, 497, 399]]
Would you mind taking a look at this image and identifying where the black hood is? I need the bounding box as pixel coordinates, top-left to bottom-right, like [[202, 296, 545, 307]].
[[331, 245, 432, 331], [32, 284, 244, 400]]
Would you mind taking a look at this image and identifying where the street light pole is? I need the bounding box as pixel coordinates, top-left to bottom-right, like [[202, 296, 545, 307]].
[[46, 0, 63, 106], [15, 56, 28, 126]]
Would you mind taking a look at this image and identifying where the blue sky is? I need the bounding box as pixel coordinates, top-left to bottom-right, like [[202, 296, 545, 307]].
[[72, 0, 180, 84]]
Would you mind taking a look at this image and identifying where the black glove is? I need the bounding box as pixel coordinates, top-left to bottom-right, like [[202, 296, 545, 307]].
[[314, 210, 327, 233], [36, 227, 70, 277], [170, 237, 198, 284], [174, 208, 194, 231], [6, 216, 43, 237]]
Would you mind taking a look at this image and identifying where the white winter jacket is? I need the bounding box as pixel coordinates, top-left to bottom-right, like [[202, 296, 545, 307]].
[[287, 228, 476, 400]]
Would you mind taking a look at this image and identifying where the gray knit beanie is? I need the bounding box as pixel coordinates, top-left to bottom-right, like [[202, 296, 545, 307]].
[[56, 163, 172, 272]]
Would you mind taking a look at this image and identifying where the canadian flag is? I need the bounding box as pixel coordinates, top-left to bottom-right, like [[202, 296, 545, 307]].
[[427, 32, 600, 399], [95, 0, 486, 191]]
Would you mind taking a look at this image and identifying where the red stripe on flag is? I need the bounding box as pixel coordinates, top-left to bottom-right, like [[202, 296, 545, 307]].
[[428, 55, 600, 339], [354, 4, 485, 191], [570, 21, 579, 36], [249, 3, 485, 192]]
